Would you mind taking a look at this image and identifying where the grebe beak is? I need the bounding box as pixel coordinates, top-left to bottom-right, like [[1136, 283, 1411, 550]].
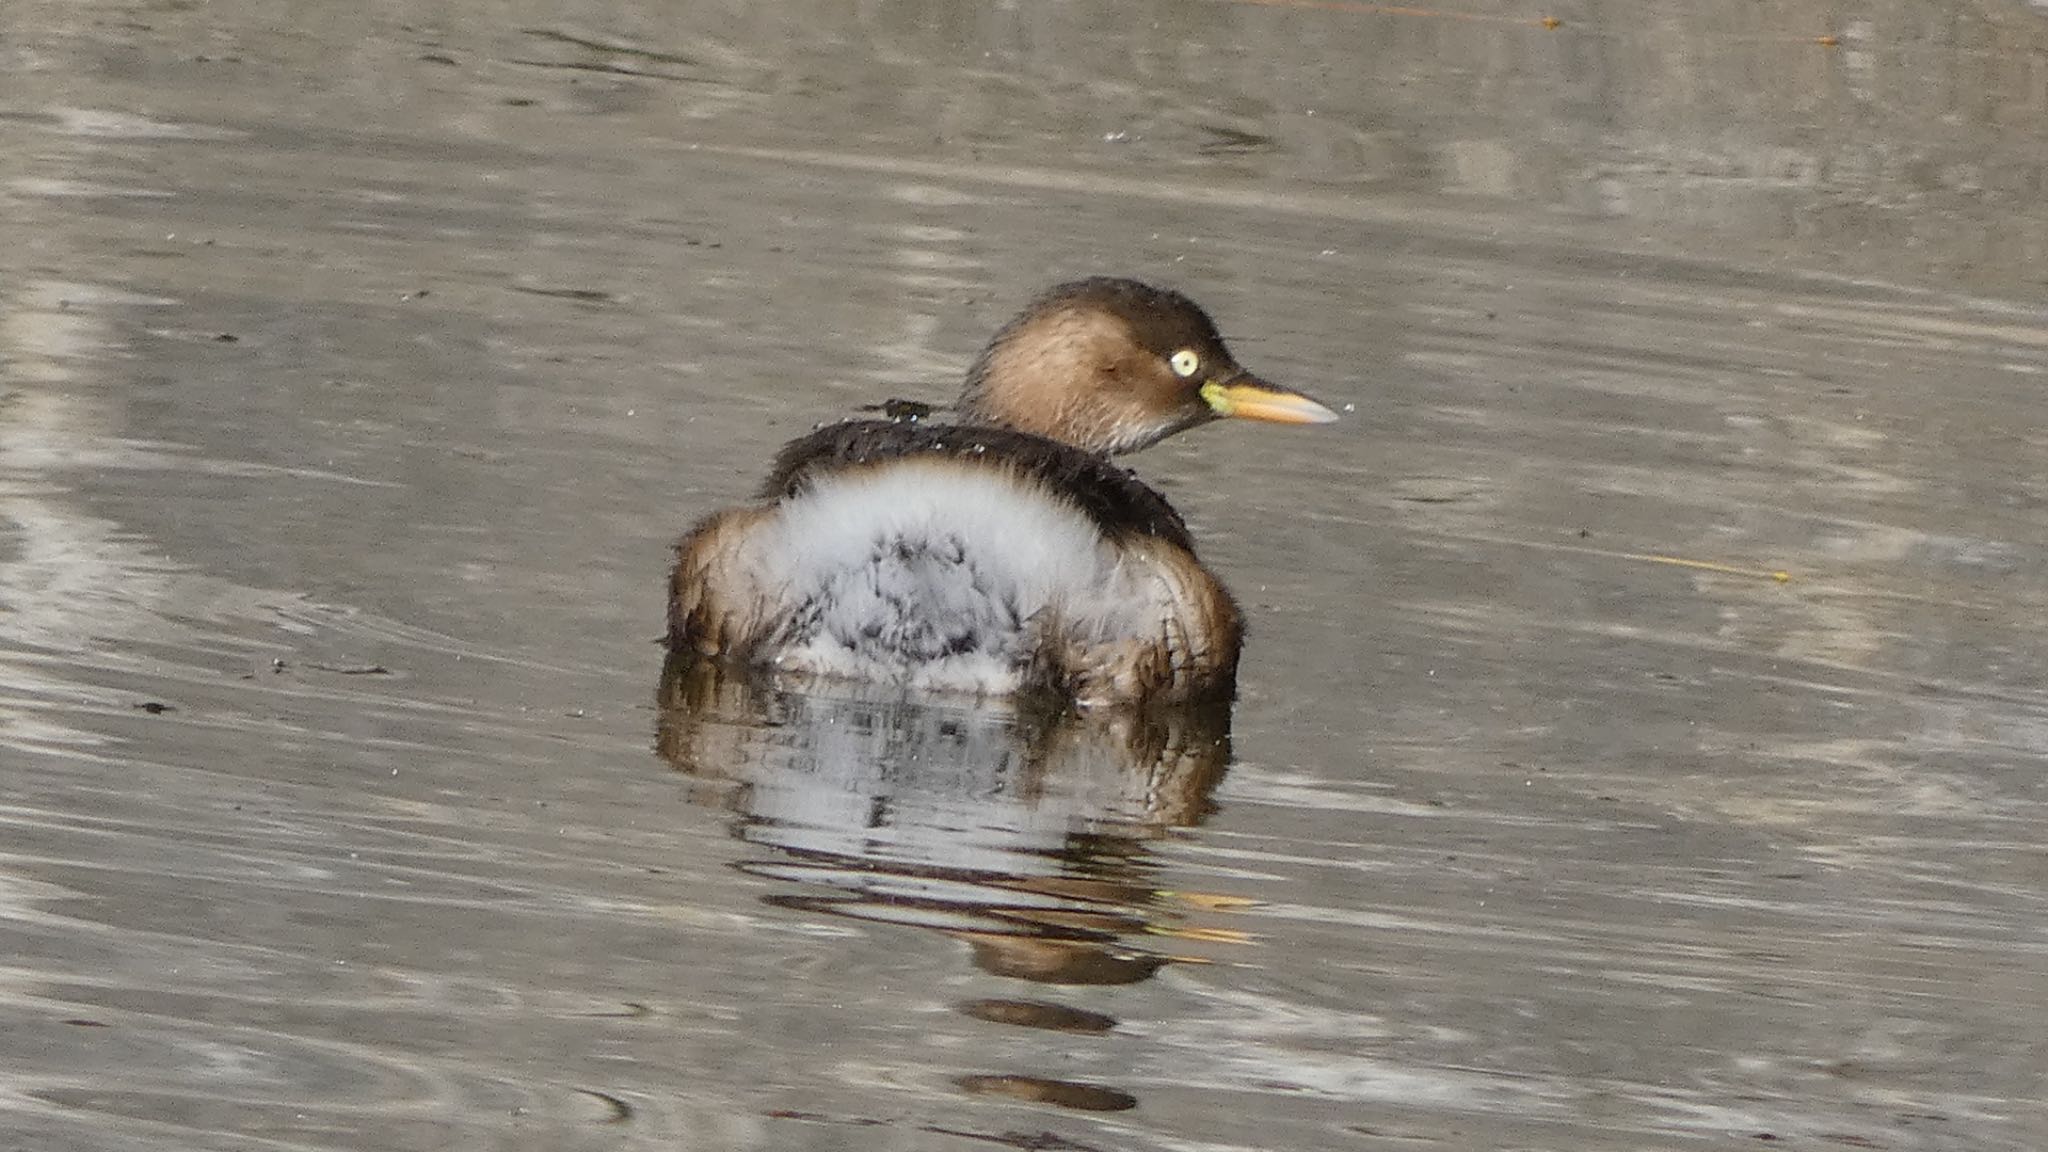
[[1199, 375, 1341, 425]]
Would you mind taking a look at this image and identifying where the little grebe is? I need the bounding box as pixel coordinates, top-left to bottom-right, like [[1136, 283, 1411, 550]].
[[667, 277, 1337, 707]]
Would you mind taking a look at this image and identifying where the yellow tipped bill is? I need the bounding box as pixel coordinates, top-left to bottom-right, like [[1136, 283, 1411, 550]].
[[1200, 376, 1341, 425]]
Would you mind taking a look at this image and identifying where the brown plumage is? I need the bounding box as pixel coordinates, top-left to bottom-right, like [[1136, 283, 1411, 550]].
[[667, 278, 1337, 708]]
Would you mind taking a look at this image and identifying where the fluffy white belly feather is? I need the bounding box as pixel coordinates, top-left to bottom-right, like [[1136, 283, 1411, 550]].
[[738, 460, 1154, 693]]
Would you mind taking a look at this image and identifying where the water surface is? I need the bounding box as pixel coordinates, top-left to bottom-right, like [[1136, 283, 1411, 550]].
[[3, 2, 2046, 1149]]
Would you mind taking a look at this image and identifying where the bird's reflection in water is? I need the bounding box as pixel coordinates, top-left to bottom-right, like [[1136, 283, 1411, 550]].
[[655, 654, 1239, 1113]]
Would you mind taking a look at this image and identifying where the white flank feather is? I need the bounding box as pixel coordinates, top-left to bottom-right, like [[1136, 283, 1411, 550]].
[[737, 458, 1151, 693]]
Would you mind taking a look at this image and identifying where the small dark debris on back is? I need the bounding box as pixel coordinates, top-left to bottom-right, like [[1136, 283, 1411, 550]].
[[857, 398, 939, 422]]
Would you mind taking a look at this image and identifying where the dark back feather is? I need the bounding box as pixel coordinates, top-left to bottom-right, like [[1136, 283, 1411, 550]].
[[762, 420, 1197, 552]]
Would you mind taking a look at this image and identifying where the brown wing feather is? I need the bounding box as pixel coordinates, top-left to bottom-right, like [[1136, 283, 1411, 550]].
[[667, 505, 774, 656]]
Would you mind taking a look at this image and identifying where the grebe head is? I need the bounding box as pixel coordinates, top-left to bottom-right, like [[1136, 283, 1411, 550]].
[[956, 278, 1339, 455]]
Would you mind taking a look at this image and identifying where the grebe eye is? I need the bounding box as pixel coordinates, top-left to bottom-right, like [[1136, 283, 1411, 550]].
[[1169, 349, 1201, 378]]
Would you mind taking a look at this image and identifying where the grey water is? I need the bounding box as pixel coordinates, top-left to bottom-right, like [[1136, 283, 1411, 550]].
[[3, 2, 2046, 1149]]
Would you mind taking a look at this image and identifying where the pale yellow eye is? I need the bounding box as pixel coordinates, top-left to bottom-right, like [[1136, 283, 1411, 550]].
[[1169, 349, 1201, 378]]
